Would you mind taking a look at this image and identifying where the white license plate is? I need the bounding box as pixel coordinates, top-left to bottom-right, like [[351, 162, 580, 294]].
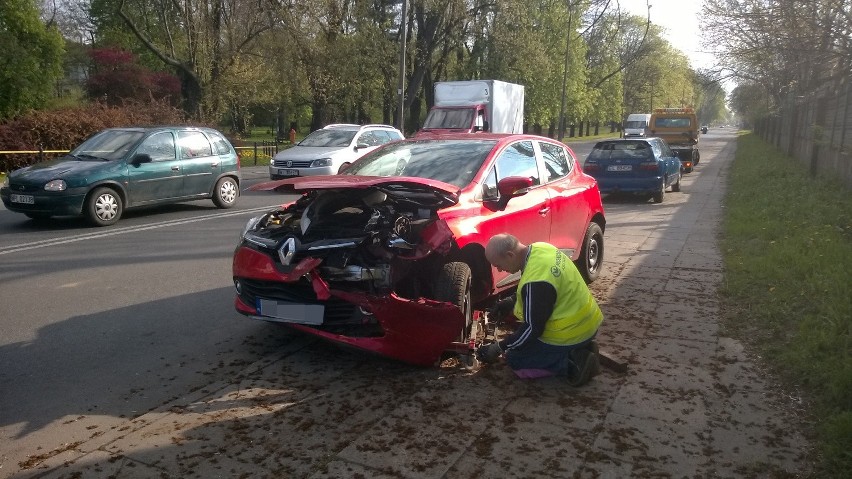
[[278, 169, 299, 176], [257, 299, 324, 325], [607, 165, 632, 171], [10, 194, 35, 204]]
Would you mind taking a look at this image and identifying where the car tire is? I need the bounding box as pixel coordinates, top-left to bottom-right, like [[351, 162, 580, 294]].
[[653, 184, 665, 203], [85, 187, 122, 226], [671, 172, 681, 192], [434, 261, 473, 342], [213, 177, 239, 209], [577, 222, 604, 283]]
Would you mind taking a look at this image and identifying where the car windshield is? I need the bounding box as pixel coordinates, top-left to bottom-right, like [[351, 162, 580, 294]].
[[344, 139, 496, 188], [422, 109, 475, 129], [71, 130, 146, 160], [624, 120, 647, 128], [298, 129, 357, 147]]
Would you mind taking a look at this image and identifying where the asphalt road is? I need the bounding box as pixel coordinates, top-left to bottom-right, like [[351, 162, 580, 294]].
[[0, 165, 301, 475], [0, 132, 810, 478]]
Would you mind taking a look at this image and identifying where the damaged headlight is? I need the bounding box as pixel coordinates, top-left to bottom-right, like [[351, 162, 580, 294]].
[[241, 215, 264, 240]]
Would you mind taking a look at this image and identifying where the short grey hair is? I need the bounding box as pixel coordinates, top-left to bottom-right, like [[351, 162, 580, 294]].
[[486, 233, 519, 258]]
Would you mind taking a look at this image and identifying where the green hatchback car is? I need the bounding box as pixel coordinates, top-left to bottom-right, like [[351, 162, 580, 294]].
[[1, 126, 241, 226]]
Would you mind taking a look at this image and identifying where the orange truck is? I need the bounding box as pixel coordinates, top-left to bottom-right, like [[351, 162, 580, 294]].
[[649, 107, 700, 173]]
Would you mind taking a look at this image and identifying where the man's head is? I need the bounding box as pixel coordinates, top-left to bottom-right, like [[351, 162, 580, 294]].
[[485, 233, 528, 273]]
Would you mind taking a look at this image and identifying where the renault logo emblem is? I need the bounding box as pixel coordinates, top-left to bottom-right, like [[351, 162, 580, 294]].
[[278, 237, 296, 265]]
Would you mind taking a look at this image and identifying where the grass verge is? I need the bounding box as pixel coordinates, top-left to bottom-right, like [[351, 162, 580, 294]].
[[720, 132, 851, 477]]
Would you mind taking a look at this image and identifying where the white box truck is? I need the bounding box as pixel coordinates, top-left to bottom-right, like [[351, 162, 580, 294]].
[[416, 80, 525, 136], [623, 113, 651, 138]]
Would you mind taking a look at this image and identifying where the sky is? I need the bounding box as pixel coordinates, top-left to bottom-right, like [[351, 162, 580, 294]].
[[623, 0, 715, 70]]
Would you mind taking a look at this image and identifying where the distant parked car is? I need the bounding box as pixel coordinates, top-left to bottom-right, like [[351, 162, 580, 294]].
[[0, 126, 241, 226], [269, 124, 404, 179], [701, 125, 708, 134], [235, 133, 606, 366], [583, 138, 682, 203]]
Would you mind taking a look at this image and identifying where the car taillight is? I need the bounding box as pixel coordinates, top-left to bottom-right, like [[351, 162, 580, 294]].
[[584, 163, 600, 172], [639, 162, 659, 171]]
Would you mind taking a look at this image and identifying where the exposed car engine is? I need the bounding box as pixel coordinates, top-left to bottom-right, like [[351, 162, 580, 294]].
[[240, 188, 448, 294]]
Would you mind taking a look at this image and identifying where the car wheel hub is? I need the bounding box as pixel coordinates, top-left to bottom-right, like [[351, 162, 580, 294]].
[[96, 195, 117, 220], [220, 181, 237, 203]]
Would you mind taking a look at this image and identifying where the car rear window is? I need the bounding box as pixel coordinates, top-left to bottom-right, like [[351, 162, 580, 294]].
[[206, 131, 233, 155], [589, 142, 652, 160], [653, 117, 692, 128]]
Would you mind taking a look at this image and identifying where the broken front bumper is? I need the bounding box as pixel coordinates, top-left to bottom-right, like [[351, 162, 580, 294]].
[[233, 246, 466, 366]]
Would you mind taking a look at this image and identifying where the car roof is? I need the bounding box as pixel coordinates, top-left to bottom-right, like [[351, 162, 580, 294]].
[[322, 123, 400, 132], [594, 138, 654, 144], [409, 132, 561, 143], [104, 126, 220, 133]]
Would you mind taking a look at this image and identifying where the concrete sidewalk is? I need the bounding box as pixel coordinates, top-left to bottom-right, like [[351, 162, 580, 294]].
[[14, 135, 811, 478]]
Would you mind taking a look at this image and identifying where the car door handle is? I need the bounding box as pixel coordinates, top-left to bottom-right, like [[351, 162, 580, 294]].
[[210, 162, 219, 168], [171, 166, 180, 171], [539, 206, 551, 216]]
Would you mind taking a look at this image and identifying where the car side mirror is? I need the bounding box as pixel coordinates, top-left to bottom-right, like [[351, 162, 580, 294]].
[[131, 153, 152, 165], [355, 143, 370, 150], [492, 176, 533, 209]]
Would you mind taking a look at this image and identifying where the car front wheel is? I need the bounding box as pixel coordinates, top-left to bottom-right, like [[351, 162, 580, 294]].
[[434, 262, 473, 342], [85, 187, 123, 226], [213, 177, 239, 208], [577, 222, 604, 283]]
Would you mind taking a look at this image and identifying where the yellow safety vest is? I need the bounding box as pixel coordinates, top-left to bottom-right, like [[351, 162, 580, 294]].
[[513, 242, 603, 345]]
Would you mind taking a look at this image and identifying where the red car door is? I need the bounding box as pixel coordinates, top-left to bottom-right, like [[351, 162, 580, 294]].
[[537, 141, 590, 258], [475, 140, 551, 287]]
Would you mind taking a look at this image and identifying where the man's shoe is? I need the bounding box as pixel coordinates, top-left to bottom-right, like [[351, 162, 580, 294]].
[[586, 340, 600, 377], [568, 349, 598, 387]]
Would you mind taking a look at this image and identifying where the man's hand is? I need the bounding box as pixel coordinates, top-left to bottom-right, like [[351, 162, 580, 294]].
[[487, 295, 515, 322], [476, 342, 503, 363]]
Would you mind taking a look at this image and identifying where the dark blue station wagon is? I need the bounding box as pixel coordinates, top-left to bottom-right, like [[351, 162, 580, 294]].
[[583, 137, 682, 203]]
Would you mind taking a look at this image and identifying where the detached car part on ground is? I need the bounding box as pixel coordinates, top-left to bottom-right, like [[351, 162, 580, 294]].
[[0, 127, 240, 226], [233, 135, 606, 366]]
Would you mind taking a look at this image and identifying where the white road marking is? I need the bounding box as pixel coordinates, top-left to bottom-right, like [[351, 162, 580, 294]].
[[0, 206, 279, 256]]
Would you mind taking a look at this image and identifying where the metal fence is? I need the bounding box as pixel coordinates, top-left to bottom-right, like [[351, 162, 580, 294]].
[[754, 79, 852, 189]]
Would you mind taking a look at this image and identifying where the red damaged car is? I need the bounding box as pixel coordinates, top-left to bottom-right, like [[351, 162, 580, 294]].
[[232, 134, 605, 366]]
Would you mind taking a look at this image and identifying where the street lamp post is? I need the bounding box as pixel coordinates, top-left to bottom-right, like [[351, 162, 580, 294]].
[[396, 0, 408, 132]]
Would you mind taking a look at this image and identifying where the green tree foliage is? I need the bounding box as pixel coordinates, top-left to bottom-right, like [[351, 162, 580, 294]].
[[108, 0, 274, 121], [702, 0, 852, 113], [68, 0, 706, 137], [694, 70, 728, 125], [0, 0, 64, 120]]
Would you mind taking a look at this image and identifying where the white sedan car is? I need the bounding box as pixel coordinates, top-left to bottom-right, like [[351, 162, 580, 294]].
[[269, 124, 404, 179]]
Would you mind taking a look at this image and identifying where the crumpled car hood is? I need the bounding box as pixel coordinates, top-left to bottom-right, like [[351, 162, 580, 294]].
[[249, 175, 460, 209]]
